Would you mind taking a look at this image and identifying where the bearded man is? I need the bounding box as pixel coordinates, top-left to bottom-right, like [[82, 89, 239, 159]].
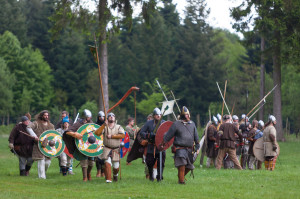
[[26, 110, 55, 179], [9, 116, 34, 176], [161, 106, 200, 184]]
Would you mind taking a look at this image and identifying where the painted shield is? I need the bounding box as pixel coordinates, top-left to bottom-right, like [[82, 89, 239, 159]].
[[155, 121, 174, 151], [75, 123, 104, 157], [120, 132, 130, 158], [38, 130, 65, 157], [253, 137, 280, 162]]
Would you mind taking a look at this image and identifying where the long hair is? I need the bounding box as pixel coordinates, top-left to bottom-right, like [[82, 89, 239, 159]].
[[35, 110, 50, 122]]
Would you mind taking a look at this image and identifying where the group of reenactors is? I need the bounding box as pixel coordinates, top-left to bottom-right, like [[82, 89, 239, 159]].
[[204, 113, 279, 171], [8, 106, 279, 184]]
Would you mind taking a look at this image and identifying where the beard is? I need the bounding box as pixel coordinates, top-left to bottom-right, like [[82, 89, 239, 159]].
[[108, 119, 115, 123], [42, 117, 49, 122]]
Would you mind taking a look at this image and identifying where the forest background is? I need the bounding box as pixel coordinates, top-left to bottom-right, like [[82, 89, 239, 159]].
[[0, 0, 299, 140]]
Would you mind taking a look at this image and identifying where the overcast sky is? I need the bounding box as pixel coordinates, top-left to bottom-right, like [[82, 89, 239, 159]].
[[173, 0, 244, 36]]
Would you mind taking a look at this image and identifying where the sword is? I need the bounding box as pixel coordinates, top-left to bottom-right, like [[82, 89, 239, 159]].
[[216, 82, 231, 115], [156, 80, 177, 120], [74, 113, 79, 123]]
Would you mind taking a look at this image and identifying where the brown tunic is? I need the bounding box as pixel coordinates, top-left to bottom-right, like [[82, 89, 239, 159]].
[[28, 120, 54, 160], [8, 123, 34, 158], [125, 125, 137, 147], [206, 124, 218, 158], [100, 124, 125, 161], [218, 123, 242, 149], [263, 125, 278, 157], [247, 128, 256, 155]]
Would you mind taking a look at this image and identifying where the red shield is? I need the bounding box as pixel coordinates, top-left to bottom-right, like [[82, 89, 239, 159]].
[[120, 131, 130, 158], [64, 147, 74, 159], [155, 121, 174, 151]]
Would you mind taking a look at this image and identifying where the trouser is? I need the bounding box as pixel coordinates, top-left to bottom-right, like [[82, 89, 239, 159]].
[[216, 148, 242, 170], [241, 145, 249, 169], [96, 157, 105, 172], [80, 158, 94, 168], [224, 155, 234, 169], [59, 152, 72, 167], [146, 152, 166, 181], [143, 155, 149, 176], [104, 157, 120, 182], [248, 155, 256, 170], [199, 143, 206, 166], [80, 157, 94, 181], [19, 156, 33, 170], [206, 157, 216, 168], [37, 157, 51, 179]]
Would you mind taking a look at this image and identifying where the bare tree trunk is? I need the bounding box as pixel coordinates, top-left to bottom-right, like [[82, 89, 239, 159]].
[[98, 0, 109, 111], [272, 30, 284, 141], [259, 36, 265, 121]]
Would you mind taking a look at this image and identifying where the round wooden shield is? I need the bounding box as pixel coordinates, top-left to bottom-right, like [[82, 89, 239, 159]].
[[38, 130, 65, 157], [120, 132, 130, 158], [155, 121, 174, 151], [253, 137, 280, 162], [75, 123, 104, 157]]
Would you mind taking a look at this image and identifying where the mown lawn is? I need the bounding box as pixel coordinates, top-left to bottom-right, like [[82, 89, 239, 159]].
[[0, 134, 299, 199]]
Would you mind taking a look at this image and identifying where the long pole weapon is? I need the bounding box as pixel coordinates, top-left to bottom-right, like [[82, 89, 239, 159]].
[[94, 33, 107, 117], [170, 90, 181, 113], [221, 80, 227, 118], [246, 85, 277, 117], [231, 100, 236, 116], [248, 99, 266, 120], [156, 80, 177, 120], [216, 82, 231, 115]]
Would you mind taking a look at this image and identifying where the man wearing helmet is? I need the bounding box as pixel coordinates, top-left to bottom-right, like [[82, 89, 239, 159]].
[[95, 111, 105, 178], [161, 106, 200, 184], [95, 112, 125, 183], [206, 116, 219, 168], [63, 109, 94, 181], [215, 114, 243, 170], [140, 107, 165, 182], [263, 115, 279, 171]]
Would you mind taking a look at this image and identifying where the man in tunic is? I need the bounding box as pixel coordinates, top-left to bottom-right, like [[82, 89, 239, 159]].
[[94, 112, 125, 183], [95, 111, 105, 178], [263, 115, 279, 171], [161, 106, 200, 184], [9, 116, 34, 176], [126, 117, 138, 148], [247, 120, 259, 170], [206, 116, 219, 168], [215, 114, 243, 170], [140, 108, 165, 182], [26, 110, 55, 179], [240, 120, 251, 169], [63, 109, 94, 181], [56, 116, 72, 176]]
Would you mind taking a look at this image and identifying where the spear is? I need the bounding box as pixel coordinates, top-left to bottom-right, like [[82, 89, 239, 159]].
[[170, 90, 180, 113], [221, 80, 227, 118], [246, 85, 277, 117], [216, 82, 231, 115]]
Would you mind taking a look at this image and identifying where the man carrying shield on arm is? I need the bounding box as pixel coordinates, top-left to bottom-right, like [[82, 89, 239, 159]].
[[63, 109, 94, 182], [159, 106, 200, 184]]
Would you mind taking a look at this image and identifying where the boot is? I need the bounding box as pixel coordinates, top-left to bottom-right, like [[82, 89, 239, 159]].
[[148, 167, 154, 182], [145, 174, 150, 179], [82, 167, 88, 182], [96, 170, 101, 178], [178, 166, 185, 184], [105, 163, 112, 183], [25, 165, 31, 176], [61, 166, 67, 176], [20, 170, 26, 176], [87, 165, 93, 181], [113, 168, 119, 182]]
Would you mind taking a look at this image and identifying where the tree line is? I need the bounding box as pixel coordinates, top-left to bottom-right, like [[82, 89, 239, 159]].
[[0, 0, 299, 140]]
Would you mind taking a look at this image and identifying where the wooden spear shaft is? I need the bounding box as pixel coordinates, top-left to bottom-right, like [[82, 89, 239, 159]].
[[134, 91, 137, 125], [94, 33, 107, 116], [221, 80, 227, 117]]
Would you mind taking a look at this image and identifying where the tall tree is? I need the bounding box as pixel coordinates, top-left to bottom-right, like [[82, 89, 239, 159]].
[[50, 0, 160, 112]]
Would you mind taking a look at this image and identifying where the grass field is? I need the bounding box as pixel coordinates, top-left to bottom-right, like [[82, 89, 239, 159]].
[[0, 134, 300, 199]]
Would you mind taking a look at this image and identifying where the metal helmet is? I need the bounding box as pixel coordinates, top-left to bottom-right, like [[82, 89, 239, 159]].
[[98, 111, 105, 117], [180, 106, 190, 118], [82, 109, 92, 118], [223, 114, 230, 121], [107, 112, 115, 119], [258, 120, 264, 129], [241, 114, 246, 119], [232, 115, 239, 121], [212, 116, 218, 125], [269, 115, 276, 123], [216, 113, 222, 122], [153, 108, 161, 116]]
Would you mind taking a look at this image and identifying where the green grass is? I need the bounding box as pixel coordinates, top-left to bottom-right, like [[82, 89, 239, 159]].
[[1, 134, 300, 199]]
